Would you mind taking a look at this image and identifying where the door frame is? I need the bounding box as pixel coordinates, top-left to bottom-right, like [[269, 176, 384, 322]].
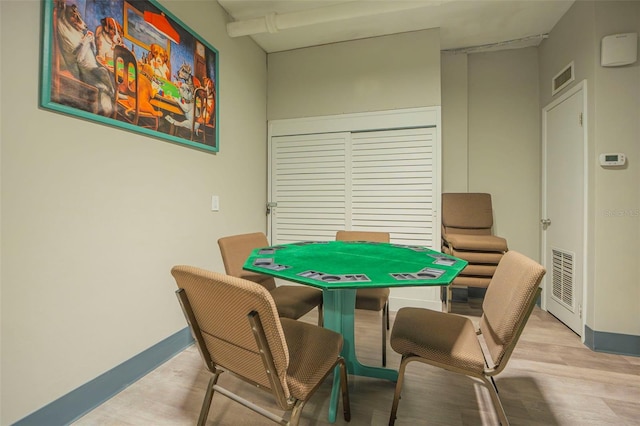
[[540, 80, 588, 339]]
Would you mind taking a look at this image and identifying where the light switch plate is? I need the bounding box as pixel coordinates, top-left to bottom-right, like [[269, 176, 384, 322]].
[[211, 195, 220, 211]]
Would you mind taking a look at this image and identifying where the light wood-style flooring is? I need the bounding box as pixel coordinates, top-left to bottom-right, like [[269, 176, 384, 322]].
[[74, 298, 640, 425]]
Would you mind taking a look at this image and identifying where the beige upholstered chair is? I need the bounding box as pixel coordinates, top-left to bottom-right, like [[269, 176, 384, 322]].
[[218, 232, 323, 325], [335, 230, 391, 366], [388, 251, 545, 426], [441, 193, 508, 311], [172, 266, 350, 426]]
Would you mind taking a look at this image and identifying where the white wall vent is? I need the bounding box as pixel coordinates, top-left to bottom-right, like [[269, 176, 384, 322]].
[[552, 62, 575, 96], [552, 248, 574, 311]]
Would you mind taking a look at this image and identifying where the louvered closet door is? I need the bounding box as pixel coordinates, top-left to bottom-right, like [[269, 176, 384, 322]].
[[270, 128, 437, 247], [271, 132, 349, 244], [351, 128, 436, 247]]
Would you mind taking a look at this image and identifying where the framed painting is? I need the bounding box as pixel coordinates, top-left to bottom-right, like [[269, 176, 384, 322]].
[[40, 0, 219, 152]]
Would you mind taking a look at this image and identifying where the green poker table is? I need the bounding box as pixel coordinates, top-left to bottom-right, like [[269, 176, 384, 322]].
[[244, 240, 466, 289], [243, 240, 467, 423]]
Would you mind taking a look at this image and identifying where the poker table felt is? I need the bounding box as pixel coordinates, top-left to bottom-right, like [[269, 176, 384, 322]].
[[243, 240, 468, 290]]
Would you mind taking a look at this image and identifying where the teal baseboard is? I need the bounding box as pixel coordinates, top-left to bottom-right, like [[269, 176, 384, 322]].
[[584, 325, 640, 357], [13, 327, 194, 426]]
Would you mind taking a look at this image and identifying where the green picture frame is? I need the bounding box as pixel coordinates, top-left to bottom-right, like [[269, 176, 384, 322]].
[[41, 0, 219, 153]]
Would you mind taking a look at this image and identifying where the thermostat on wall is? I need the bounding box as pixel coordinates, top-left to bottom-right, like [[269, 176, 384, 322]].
[[599, 153, 626, 166]]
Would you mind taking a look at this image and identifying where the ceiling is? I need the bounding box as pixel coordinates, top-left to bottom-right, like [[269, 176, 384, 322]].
[[217, 0, 574, 54]]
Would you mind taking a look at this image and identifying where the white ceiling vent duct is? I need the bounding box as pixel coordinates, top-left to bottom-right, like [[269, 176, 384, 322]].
[[227, 1, 443, 38]]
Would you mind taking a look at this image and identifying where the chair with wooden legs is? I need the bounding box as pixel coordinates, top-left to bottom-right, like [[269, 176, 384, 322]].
[[388, 251, 545, 425], [218, 232, 323, 325], [172, 266, 350, 425], [335, 230, 391, 366]]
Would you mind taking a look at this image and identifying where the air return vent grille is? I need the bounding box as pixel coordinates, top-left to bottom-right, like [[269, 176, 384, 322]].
[[552, 62, 575, 95], [552, 249, 574, 311]]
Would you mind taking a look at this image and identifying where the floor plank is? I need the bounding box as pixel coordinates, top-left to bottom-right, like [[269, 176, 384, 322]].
[[73, 300, 640, 425]]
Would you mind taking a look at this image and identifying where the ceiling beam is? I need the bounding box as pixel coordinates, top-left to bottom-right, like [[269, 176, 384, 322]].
[[226, 1, 444, 38]]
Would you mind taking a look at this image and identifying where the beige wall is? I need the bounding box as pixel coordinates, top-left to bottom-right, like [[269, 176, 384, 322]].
[[0, 1, 268, 423], [539, 1, 640, 336], [441, 48, 541, 261], [267, 29, 441, 120], [592, 1, 640, 334], [441, 52, 469, 193], [467, 48, 542, 260], [3, 0, 637, 423]]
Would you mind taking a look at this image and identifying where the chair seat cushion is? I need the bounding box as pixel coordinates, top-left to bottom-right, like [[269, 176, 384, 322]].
[[270, 285, 323, 320], [460, 264, 498, 277], [390, 307, 486, 374], [281, 318, 343, 401], [443, 234, 508, 252], [442, 246, 504, 265], [355, 288, 390, 311], [451, 276, 492, 288]]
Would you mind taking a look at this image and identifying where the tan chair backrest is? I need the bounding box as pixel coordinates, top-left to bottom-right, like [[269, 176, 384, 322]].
[[336, 230, 390, 243], [171, 266, 291, 397], [442, 193, 494, 235], [479, 251, 545, 370], [218, 232, 276, 291]]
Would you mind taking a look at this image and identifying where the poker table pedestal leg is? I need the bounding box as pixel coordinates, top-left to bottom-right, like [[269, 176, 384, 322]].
[[323, 288, 398, 423]]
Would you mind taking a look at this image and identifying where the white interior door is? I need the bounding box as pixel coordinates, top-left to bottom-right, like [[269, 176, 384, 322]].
[[541, 83, 586, 336]]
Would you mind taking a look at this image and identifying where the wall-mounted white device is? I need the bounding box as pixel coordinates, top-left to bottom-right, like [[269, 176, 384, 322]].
[[601, 33, 638, 67], [599, 153, 626, 166]]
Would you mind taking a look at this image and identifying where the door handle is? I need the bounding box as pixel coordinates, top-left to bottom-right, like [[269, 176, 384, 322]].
[[266, 202, 277, 215], [541, 218, 551, 229]]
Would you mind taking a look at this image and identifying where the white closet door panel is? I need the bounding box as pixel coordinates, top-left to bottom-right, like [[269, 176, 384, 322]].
[[351, 128, 436, 248], [350, 159, 432, 168], [351, 202, 430, 210], [353, 187, 433, 197], [271, 133, 349, 244]]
